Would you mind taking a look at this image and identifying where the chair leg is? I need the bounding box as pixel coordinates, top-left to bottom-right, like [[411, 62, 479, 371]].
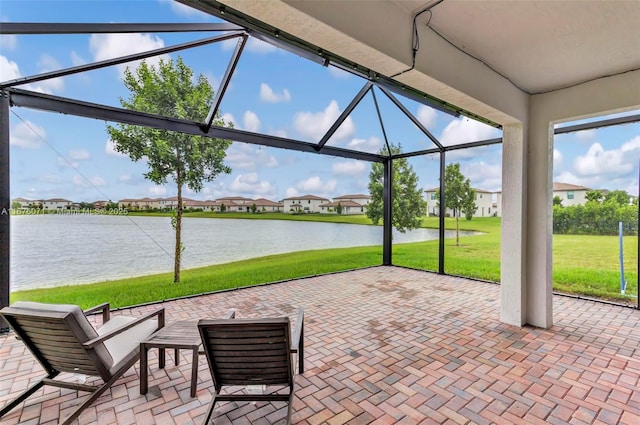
[[285, 391, 294, 425], [0, 371, 58, 419], [59, 357, 137, 425], [202, 392, 218, 425]]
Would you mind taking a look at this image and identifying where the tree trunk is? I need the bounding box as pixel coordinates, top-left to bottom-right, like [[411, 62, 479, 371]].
[[174, 169, 182, 283], [456, 210, 460, 246]]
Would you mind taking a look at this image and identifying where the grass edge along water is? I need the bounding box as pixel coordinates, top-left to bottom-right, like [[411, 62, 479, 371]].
[[10, 216, 638, 309]]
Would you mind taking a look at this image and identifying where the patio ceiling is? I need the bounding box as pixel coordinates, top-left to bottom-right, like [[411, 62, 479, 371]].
[[392, 0, 640, 94]]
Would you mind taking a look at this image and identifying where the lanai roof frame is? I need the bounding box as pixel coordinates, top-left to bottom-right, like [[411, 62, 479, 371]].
[[1, 18, 495, 331]]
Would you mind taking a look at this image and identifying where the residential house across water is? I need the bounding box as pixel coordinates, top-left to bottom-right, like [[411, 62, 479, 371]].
[[283, 194, 330, 213], [552, 182, 590, 206], [424, 188, 497, 217], [42, 198, 73, 211], [319, 194, 370, 215]]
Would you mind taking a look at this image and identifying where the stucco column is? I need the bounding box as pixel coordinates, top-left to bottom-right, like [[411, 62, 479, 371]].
[[501, 119, 554, 329], [525, 110, 554, 329], [500, 124, 528, 326]]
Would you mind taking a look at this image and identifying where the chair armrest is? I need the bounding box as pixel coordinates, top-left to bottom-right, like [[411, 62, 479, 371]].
[[84, 302, 110, 323], [83, 308, 165, 348], [290, 308, 304, 374]]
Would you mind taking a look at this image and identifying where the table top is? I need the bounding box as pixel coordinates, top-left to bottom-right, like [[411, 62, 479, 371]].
[[142, 320, 201, 349]]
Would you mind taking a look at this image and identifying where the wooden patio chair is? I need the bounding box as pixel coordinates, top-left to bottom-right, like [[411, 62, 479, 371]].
[[198, 308, 304, 425], [0, 301, 164, 425]]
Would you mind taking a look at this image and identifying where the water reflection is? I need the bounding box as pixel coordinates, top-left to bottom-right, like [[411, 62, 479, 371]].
[[11, 215, 477, 290]]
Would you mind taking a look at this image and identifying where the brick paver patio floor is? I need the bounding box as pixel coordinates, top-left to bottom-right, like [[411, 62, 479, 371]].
[[1, 266, 639, 424]]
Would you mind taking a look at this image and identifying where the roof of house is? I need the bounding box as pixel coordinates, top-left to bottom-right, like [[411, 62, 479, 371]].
[[253, 198, 283, 206], [283, 194, 330, 201], [216, 196, 254, 201], [333, 194, 370, 200], [217, 200, 239, 206], [161, 197, 196, 202], [184, 200, 220, 206], [44, 198, 72, 202], [553, 182, 591, 191], [320, 200, 364, 208]]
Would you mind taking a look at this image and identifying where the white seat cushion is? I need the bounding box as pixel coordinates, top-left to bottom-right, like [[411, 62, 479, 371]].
[[97, 315, 158, 374]]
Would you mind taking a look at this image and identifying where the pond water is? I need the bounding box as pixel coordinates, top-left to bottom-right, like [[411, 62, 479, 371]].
[[10, 214, 475, 291]]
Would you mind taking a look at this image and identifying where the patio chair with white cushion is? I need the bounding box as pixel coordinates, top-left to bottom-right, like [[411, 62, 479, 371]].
[[0, 301, 164, 425]]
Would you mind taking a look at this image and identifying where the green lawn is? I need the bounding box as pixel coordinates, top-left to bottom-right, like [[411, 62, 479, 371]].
[[10, 214, 638, 308], [11, 246, 383, 309]]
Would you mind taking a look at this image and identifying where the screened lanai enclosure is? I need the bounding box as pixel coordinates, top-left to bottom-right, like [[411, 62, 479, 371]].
[[0, 18, 505, 328], [1, 0, 640, 332]]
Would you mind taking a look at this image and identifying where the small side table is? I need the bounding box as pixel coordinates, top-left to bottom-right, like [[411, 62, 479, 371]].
[[140, 320, 201, 397]]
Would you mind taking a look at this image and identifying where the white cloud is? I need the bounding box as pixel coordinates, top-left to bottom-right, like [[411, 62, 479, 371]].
[[226, 142, 278, 170], [347, 136, 382, 153], [105, 139, 128, 157], [37, 54, 59, 71], [73, 175, 106, 187], [119, 174, 133, 183], [554, 170, 586, 187], [91, 176, 107, 187], [0, 34, 17, 51], [295, 176, 337, 196], [183, 186, 214, 200], [417, 106, 437, 129], [229, 173, 275, 196], [0, 54, 59, 93], [69, 149, 90, 160], [621, 135, 640, 153], [221, 113, 236, 127], [332, 161, 366, 176], [160, 0, 206, 17], [271, 128, 288, 138], [57, 157, 79, 169], [260, 83, 291, 103], [34, 54, 65, 93], [439, 117, 501, 146], [0, 55, 20, 82], [203, 71, 220, 90], [70, 51, 86, 67], [573, 142, 634, 177], [149, 186, 167, 196], [89, 33, 167, 75], [243, 110, 261, 132], [553, 149, 563, 169], [38, 174, 63, 184], [10, 120, 44, 149], [221, 37, 277, 54], [285, 187, 299, 198], [575, 129, 597, 141], [462, 162, 502, 192], [293, 100, 356, 142]]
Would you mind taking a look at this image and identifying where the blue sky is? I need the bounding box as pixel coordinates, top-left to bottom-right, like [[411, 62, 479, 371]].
[[1, 0, 639, 203]]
